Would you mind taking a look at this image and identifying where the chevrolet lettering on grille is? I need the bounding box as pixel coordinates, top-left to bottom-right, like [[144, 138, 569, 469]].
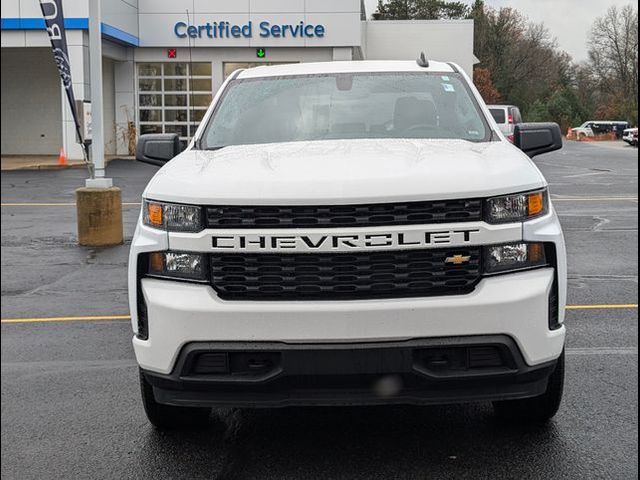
[[211, 228, 481, 252]]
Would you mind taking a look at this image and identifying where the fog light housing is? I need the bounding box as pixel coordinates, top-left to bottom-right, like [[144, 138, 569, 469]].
[[483, 242, 547, 274], [147, 251, 208, 282]]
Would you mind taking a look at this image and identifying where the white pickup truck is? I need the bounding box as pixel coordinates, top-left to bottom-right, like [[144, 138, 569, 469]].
[[129, 59, 567, 430]]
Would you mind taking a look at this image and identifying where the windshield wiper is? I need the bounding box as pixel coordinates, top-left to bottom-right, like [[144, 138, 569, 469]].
[[203, 145, 227, 151]]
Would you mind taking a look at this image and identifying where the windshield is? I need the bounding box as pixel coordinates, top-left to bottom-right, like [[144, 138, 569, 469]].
[[201, 72, 489, 149]]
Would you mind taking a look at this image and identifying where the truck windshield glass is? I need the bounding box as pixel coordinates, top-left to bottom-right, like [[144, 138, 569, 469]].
[[201, 72, 489, 148]]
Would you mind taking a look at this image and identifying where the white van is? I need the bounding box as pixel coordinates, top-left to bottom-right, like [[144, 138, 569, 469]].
[[572, 121, 630, 138], [487, 104, 523, 142]]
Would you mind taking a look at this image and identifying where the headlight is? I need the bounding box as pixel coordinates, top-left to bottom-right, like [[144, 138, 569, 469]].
[[484, 189, 548, 224], [483, 242, 547, 274], [147, 251, 208, 281], [143, 200, 203, 232]]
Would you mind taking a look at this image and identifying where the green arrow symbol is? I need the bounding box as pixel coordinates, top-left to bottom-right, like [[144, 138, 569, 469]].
[[256, 48, 266, 59]]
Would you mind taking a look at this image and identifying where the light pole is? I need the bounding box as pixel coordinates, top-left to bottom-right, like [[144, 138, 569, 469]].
[[86, 0, 109, 187], [76, 0, 123, 246]]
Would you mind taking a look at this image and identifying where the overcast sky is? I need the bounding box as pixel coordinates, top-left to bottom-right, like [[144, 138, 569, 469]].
[[364, 0, 638, 61]]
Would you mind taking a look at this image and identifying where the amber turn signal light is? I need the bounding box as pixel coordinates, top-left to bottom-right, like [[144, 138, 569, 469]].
[[148, 252, 165, 274], [528, 242, 545, 263], [147, 202, 163, 227], [527, 191, 544, 216]]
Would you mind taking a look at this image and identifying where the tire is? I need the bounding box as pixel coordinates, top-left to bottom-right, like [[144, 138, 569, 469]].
[[492, 350, 565, 424], [139, 369, 211, 430]]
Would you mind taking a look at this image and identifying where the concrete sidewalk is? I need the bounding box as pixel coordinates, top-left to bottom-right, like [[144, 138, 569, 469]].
[[1, 155, 134, 171]]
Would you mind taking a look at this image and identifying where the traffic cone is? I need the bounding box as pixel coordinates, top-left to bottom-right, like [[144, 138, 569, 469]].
[[58, 148, 67, 166]]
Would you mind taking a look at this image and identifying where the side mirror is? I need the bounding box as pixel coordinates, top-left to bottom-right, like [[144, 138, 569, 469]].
[[513, 123, 562, 158], [135, 133, 181, 166]]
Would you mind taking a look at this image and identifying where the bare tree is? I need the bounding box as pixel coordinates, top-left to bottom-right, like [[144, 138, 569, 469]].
[[470, 6, 570, 111], [588, 4, 639, 124]]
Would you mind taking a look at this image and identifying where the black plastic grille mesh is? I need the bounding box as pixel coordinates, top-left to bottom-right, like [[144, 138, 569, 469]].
[[205, 199, 482, 229], [210, 248, 481, 300]]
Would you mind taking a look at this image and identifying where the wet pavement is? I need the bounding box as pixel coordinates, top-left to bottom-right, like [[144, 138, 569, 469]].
[[1, 141, 638, 479]]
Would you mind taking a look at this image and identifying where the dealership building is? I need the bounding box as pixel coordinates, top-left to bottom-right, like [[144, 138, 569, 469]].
[[1, 0, 477, 160]]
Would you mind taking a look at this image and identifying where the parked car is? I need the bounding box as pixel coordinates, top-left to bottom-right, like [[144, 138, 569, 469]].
[[131, 59, 566, 430], [622, 127, 638, 146], [488, 104, 523, 142], [572, 121, 630, 139]]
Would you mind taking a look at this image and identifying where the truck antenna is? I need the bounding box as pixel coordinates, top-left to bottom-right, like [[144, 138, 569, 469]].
[[416, 52, 429, 68]]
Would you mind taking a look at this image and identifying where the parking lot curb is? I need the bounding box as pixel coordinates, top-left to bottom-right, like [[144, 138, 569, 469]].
[[1, 163, 86, 172], [0, 156, 134, 172]]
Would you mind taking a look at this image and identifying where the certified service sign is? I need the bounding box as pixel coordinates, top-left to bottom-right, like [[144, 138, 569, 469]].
[[174, 20, 326, 39]]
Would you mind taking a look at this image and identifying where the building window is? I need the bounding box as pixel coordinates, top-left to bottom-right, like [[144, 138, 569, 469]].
[[223, 62, 297, 79], [137, 62, 213, 148]]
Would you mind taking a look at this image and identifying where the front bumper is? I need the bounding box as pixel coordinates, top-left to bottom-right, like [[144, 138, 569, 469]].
[[129, 208, 567, 387], [133, 267, 565, 374], [142, 335, 559, 407]]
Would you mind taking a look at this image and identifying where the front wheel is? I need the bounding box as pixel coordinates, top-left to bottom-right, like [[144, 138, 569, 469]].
[[493, 350, 565, 423], [139, 369, 211, 430]]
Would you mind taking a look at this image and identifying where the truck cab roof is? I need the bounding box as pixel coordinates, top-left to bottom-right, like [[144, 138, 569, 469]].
[[236, 60, 458, 79]]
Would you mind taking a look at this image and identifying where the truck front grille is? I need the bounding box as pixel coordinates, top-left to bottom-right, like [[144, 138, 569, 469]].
[[205, 199, 482, 229], [210, 248, 481, 300]]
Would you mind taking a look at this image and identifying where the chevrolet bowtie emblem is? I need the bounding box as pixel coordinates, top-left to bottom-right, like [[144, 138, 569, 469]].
[[445, 254, 471, 265]]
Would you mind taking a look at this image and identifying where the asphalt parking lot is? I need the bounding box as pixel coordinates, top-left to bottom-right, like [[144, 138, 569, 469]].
[[1, 141, 638, 479]]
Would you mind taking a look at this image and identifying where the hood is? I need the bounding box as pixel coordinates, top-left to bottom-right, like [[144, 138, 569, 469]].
[[144, 138, 546, 205]]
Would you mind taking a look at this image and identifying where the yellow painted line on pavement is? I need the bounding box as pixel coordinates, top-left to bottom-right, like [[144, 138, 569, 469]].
[[566, 304, 638, 310], [2, 304, 638, 324], [1, 202, 141, 207], [552, 197, 638, 202], [1, 315, 131, 324]]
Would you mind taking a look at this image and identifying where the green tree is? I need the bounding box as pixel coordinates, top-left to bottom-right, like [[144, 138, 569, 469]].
[[526, 100, 550, 123], [546, 88, 590, 132], [525, 88, 590, 132], [375, 0, 469, 20], [468, 1, 488, 59]]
